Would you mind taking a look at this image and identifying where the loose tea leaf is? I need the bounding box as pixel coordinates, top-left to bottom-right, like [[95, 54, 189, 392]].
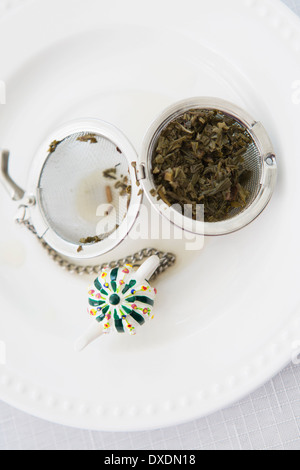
[[103, 168, 117, 180], [131, 162, 141, 187], [106, 186, 113, 204], [103, 165, 132, 198], [114, 176, 131, 197], [151, 109, 253, 222], [48, 140, 62, 154], [77, 133, 97, 144], [79, 225, 119, 246]]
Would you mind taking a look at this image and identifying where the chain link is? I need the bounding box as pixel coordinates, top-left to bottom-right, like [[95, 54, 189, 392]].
[[16, 218, 176, 280]]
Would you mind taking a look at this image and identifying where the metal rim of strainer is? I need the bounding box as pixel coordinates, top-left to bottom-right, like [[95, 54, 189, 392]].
[[26, 119, 143, 260], [140, 97, 278, 236]]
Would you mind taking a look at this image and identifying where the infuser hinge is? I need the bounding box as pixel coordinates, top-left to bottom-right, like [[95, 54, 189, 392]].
[[133, 162, 146, 182]]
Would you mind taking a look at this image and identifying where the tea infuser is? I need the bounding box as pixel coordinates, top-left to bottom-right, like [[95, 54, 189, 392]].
[[0, 100, 277, 260], [0, 98, 277, 349]]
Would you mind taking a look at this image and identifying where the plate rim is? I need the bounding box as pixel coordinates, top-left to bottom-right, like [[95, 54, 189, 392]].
[[0, 0, 300, 431]]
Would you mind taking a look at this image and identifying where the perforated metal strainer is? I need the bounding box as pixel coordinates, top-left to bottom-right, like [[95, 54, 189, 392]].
[[140, 97, 277, 236], [1, 119, 143, 259]]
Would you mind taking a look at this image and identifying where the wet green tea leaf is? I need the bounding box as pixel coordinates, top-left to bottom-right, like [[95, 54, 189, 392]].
[[151, 109, 253, 222]]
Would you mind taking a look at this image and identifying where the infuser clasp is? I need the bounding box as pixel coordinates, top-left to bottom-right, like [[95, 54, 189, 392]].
[[132, 162, 146, 182], [15, 205, 30, 224], [0, 149, 25, 201]]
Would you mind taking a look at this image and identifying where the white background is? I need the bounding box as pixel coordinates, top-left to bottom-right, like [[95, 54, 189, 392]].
[[0, 0, 299, 451]]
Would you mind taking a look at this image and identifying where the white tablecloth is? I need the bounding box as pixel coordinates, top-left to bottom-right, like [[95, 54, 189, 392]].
[[0, 0, 299, 451]]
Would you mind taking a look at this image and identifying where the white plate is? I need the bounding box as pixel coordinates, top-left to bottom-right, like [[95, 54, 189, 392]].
[[0, 0, 300, 431]]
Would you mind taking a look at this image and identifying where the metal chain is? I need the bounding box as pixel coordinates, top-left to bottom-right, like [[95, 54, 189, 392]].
[[16, 218, 176, 280]]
